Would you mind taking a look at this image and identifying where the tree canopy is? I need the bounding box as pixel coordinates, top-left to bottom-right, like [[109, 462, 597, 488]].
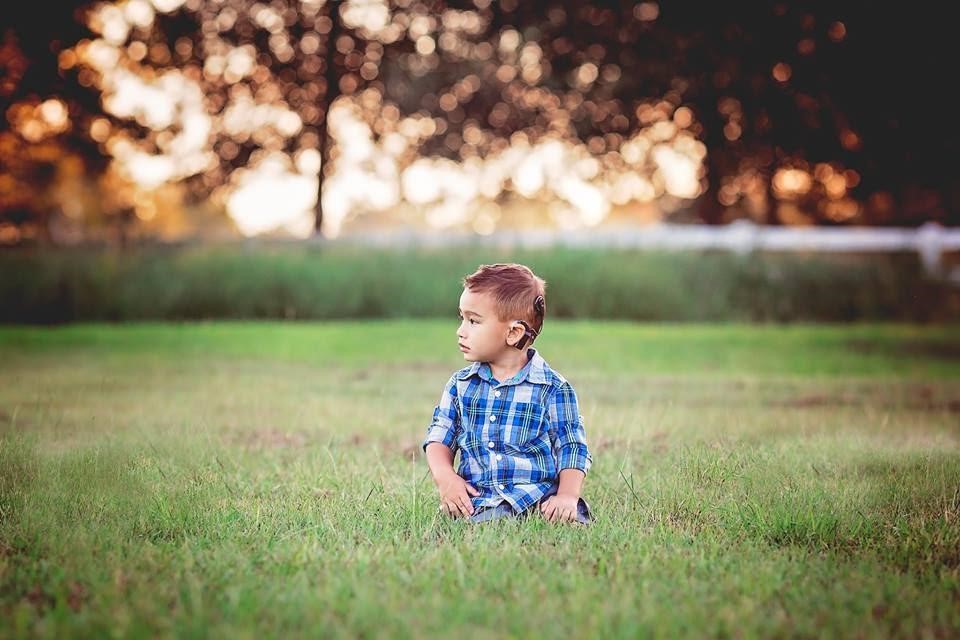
[[1, 1, 957, 243]]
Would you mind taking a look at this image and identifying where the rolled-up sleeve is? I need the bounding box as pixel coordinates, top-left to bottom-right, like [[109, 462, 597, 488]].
[[547, 381, 592, 474], [422, 374, 461, 453]]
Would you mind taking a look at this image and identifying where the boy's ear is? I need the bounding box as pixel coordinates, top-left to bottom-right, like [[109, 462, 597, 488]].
[[506, 322, 525, 346]]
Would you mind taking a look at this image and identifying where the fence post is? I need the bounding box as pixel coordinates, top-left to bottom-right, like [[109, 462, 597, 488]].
[[915, 221, 943, 277]]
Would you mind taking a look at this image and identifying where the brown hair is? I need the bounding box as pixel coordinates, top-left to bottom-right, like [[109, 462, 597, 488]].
[[462, 263, 547, 335]]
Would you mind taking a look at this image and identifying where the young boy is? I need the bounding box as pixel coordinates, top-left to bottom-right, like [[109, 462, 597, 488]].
[[422, 263, 593, 524]]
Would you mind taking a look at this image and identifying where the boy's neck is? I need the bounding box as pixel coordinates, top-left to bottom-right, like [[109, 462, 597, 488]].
[[487, 347, 531, 384]]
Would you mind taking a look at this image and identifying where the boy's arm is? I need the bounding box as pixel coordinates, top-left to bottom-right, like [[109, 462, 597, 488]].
[[557, 467, 585, 497], [542, 382, 591, 522], [422, 374, 461, 455], [424, 442, 457, 479], [547, 381, 593, 494], [542, 468, 585, 523], [422, 375, 478, 517], [426, 443, 479, 516]]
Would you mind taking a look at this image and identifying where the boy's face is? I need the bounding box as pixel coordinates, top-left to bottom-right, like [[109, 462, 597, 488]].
[[457, 287, 525, 362]]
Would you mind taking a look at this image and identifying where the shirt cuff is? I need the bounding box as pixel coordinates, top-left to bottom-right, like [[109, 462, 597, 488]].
[[557, 443, 592, 475], [422, 424, 456, 452]]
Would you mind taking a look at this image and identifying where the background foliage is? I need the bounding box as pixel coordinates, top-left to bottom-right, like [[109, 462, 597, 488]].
[[1, 244, 955, 323]]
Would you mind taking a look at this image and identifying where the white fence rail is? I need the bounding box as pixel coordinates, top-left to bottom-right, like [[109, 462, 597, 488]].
[[333, 221, 960, 284]]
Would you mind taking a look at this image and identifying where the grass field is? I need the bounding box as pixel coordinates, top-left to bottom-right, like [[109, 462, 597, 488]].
[[1, 322, 959, 638]]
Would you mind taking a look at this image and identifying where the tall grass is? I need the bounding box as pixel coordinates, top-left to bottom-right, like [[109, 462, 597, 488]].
[[1, 243, 955, 323]]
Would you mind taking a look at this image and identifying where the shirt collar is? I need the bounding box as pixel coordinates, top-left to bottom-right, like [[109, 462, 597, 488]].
[[457, 347, 549, 385]]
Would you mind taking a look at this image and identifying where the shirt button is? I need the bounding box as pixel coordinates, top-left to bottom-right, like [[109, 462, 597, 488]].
[[488, 441, 495, 448], [496, 454, 502, 461], [489, 415, 496, 422], [494, 390, 501, 397], [498, 483, 505, 490]]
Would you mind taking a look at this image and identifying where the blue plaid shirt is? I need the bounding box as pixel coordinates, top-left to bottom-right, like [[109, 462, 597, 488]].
[[422, 347, 592, 514]]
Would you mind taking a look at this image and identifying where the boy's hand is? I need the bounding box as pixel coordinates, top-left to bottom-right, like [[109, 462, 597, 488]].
[[540, 492, 580, 523], [434, 470, 480, 518]]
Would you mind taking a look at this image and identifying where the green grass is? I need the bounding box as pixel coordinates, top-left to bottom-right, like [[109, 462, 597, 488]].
[[1, 322, 958, 638]]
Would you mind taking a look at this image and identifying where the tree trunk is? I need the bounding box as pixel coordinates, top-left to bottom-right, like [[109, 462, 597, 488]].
[[315, 1, 342, 236]]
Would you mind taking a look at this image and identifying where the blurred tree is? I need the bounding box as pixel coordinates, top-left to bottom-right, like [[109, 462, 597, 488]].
[[2, 0, 957, 243], [412, 0, 958, 226], [69, 0, 431, 236], [117, 0, 352, 233], [659, 1, 958, 226], [0, 2, 115, 243]]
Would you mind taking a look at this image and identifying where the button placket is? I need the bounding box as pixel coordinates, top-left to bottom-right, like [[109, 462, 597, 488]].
[[489, 384, 503, 465]]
